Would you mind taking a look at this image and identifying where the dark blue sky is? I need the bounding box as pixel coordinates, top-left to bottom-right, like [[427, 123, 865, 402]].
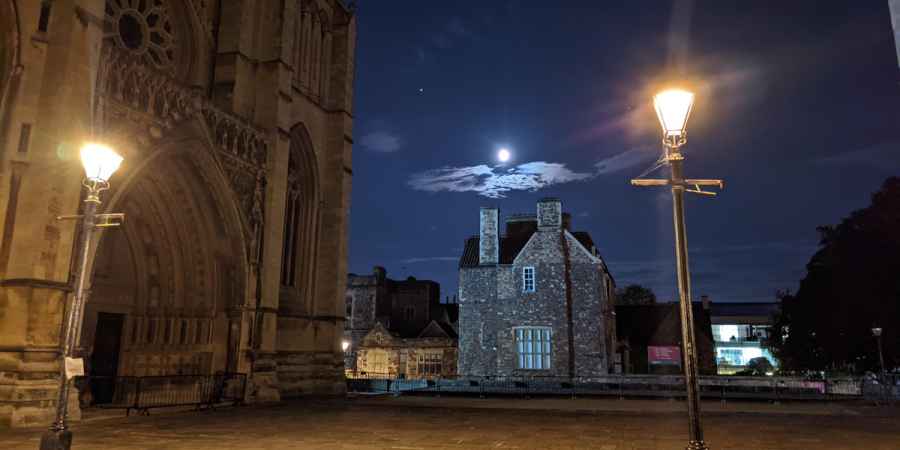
[[348, 0, 900, 303]]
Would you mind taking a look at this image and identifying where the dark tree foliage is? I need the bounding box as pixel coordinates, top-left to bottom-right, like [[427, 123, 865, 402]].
[[616, 284, 657, 306], [736, 357, 775, 376], [768, 177, 900, 374]]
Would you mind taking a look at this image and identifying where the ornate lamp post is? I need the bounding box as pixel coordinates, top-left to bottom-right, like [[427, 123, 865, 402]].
[[40, 143, 124, 450], [631, 88, 723, 450]]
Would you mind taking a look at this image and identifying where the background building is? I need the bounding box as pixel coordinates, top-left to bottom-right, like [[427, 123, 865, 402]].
[[0, 0, 355, 427], [458, 198, 617, 378], [708, 300, 779, 374], [344, 268, 458, 378], [615, 302, 716, 375]]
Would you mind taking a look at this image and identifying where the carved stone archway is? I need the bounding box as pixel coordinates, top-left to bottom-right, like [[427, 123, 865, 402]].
[[81, 44, 272, 377], [85, 136, 248, 376]]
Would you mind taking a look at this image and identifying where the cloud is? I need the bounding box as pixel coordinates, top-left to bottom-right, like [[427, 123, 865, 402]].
[[359, 131, 403, 153], [594, 146, 659, 174], [408, 161, 594, 198], [401, 256, 460, 264]]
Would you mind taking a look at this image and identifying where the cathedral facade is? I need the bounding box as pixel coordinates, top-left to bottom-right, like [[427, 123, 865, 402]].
[[0, 0, 355, 427]]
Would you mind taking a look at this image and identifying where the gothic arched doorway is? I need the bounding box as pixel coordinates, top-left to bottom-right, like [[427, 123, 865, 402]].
[[82, 137, 248, 381]]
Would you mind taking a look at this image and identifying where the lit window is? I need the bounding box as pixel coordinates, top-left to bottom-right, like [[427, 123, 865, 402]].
[[523, 267, 535, 292], [515, 327, 551, 369], [365, 350, 389, 375], [417, 351, 443, 377]]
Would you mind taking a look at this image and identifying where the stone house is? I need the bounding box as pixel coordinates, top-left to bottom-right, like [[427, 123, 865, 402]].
[[344, 268, 458, 378], [457, 198, 617, 378], [0, 0, 355, 427]]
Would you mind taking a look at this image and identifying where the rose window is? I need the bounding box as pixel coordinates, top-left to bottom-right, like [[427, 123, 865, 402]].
[[104, 0, 178, 73]]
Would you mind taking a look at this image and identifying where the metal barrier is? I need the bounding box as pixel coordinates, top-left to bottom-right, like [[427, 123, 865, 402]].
[[346, 374, 888, 402], [83, 372, 247, 416]]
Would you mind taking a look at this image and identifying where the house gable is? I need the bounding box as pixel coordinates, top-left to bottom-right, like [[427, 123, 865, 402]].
[[418, 320, 452, 339], [360, 322, 399, 347]]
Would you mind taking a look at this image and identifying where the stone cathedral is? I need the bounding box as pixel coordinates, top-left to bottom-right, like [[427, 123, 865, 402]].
[[0, 0, 355, 427]]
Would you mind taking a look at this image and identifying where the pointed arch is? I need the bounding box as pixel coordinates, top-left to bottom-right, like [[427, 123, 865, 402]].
[[84, 121, 251, 376], [279, 122, 320, 315]]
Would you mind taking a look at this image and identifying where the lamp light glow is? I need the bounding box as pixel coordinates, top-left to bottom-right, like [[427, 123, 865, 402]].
[[872, 327, 882, 337], [80, 143, 123, 182], [341, 339, 350, 352], [653, 89, 695, 138]]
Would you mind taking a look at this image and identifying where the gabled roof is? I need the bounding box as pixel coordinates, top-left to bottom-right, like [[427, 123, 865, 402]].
[[360, 322, 399, 346], [417, 320, 459, 339], [460, 232, 598, 267]]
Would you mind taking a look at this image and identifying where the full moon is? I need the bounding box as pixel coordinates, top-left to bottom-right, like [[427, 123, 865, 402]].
[[498, 148, 511, 162]]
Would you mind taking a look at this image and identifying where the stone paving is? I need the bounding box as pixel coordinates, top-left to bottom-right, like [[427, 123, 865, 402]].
[[0, 398, 898, 449]]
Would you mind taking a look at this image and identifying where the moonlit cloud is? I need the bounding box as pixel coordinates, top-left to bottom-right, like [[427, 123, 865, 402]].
[[360, 131, 403, 153], [408, 161, 594, 198]]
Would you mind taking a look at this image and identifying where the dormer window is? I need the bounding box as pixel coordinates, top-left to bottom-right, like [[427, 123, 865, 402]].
[[523, 266, 536, 292]]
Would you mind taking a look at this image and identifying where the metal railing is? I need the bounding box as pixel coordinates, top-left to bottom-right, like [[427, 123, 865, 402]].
[[347, 373, 899, 402], [81, 372, 247, 416]]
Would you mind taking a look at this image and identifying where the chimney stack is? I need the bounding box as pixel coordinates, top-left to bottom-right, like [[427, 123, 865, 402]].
[[479, 207, 499, 265], [701, 295, 711, 310], [537, 198, 562, 230]]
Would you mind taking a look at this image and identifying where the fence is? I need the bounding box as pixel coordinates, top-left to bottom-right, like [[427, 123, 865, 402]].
[[82, 372, 247, 416], [347, 373, 900, 402]]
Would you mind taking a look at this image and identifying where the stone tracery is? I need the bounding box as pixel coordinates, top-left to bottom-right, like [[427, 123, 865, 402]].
[[104, 0, 179, 74]]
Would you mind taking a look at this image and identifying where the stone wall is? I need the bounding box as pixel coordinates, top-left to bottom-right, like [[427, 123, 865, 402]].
[[0, 0, 356, 426], [459, 203, 613, 378]]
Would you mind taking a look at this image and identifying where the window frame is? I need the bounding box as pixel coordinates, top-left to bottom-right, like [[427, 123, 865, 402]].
[[522, 266, 536, 293], [514, 326, 552, 370]]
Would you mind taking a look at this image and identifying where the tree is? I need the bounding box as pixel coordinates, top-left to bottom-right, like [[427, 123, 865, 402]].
[[768, 177, 900, 374], [744, 357, 775, 376], [616, 284, 657, 306]]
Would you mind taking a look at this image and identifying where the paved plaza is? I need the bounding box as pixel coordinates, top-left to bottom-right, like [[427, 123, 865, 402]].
[[0, 397, 898, 449]]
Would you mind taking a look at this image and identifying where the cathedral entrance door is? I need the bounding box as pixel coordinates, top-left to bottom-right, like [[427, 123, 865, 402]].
[[90, 312, 125, 404]]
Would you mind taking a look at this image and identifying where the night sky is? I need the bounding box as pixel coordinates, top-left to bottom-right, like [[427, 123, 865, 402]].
[[348, 0, 900, 303]]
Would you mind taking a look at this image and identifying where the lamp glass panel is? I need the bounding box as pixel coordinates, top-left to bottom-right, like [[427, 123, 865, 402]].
[[80, 143, 123, 182], [654, 89, 695, 137]]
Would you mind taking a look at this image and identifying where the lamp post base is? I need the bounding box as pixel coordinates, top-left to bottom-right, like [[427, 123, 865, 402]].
[[39, 430, 72, 450], [687, 440, 709, 450]]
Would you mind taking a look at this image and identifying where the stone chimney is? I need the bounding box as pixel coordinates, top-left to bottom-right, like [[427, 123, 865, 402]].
[[479, 207, 499, 265], [537, 198, 562, 230]]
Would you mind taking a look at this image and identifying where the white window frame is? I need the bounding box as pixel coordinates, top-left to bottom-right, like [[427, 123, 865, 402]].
[[522, 266, 536, 292], [514, 326, 552, 370]]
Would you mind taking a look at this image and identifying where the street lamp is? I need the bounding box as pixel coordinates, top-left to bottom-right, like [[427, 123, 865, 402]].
[[40, 143, 124, 450], [872, 326, 887, 402], [632, 88, 723, 450]]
